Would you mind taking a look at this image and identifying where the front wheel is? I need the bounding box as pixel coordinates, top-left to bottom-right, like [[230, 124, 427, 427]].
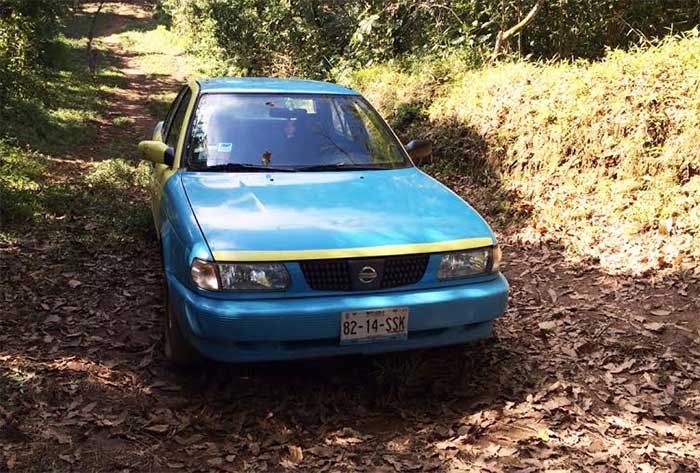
[[163, 286, 203, 366]]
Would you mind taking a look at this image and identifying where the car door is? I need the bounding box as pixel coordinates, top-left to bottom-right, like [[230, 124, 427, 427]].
[[151, 85, 192, 233]]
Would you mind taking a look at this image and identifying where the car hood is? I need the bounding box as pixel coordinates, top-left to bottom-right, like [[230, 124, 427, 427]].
[[179, 168, 495, 261]]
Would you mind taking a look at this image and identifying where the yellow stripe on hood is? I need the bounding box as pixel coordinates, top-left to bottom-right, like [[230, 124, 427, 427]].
[[212, 237, 495, 262]]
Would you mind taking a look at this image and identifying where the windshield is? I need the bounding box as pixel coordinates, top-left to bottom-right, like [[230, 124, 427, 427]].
[[185, 93, 410, 171]]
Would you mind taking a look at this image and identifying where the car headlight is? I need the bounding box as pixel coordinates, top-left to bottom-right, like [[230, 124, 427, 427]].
[[438, 246, 501, 280], [190, 258, 220, 291], [218, 262, 290, 291], [190, 259, 290, 292]]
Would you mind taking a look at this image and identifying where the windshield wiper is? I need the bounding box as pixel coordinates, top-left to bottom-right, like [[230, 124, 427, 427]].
[[297, 163, 392, 172], [196, 163, 297, 173]]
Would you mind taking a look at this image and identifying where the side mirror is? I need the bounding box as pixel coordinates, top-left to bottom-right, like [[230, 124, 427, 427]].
[[405, 139, 433, 165], [138, 140, 174, 166], [153, 121, 164, 141]]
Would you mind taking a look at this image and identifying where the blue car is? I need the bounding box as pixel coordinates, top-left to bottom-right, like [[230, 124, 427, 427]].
[[138, 78, 508, 365]]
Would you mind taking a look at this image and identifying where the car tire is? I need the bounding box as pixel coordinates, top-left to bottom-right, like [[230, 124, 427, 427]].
[[163, 281, 204, 367]]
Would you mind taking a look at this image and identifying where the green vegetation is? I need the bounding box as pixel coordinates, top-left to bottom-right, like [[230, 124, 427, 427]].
[[85, 158, 150, 191], [161, 0, 700, 78], [0, 0, 72, 105], [2, 33, 105, 154], [0, 142, 47, 223], [2, 0, 700, 275], [0, 5, 150, 248], [104, 18, 210, 78], [152, 0, 700, 273], [344, 33, 700, 274], [1, 138, 150, 248], [146, 90, 177, 119], [112, 116, 134, 128]]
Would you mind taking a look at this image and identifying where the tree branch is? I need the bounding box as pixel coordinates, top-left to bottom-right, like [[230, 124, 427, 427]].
[[490, 0, 546, 63]]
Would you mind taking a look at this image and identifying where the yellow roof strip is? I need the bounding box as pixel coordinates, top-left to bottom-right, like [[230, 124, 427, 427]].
[[212, 237, 494, 262]]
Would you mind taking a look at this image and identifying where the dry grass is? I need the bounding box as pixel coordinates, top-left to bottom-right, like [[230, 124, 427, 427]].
[[345, 32, 700, 276]]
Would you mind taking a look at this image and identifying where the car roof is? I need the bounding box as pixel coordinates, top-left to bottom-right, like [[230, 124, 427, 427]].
[[196, 77, 360, 95]]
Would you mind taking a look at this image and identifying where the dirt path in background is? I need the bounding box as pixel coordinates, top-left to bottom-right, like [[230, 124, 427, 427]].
[[79, 0, 185, 159], [2, 2, 700, 472]]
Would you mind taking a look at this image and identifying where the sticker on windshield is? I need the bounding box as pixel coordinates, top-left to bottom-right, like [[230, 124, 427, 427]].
[[217, 143, 232, 153]]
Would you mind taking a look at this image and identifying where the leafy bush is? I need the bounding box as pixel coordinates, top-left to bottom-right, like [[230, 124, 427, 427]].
[[0, 140, 47, 222], [346, 32, 700, 275], [112, 116, 135, 128], [0, 0, 74, 104], [159, 0, 700, 79], [85, 159, 150, 192]]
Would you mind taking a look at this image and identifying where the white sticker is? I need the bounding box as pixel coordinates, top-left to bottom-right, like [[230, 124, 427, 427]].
[[217, 143, 232, 153]]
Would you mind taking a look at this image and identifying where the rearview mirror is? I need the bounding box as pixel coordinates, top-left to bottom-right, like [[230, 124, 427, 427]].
[[405, 139, 433, 165], [138, 140, 174, 166]]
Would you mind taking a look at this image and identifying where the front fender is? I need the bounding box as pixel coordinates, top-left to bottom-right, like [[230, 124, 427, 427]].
[[160, 173, 213, 287]]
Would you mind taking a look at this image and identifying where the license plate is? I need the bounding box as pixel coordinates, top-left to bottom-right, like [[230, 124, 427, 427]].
[[340, 307, 409, 344]]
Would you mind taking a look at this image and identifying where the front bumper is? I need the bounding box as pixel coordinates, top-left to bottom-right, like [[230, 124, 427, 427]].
[[168, 274, 509, 363]]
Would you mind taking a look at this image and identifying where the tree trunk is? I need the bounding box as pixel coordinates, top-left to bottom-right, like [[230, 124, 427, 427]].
[[86, 1, 105, 76], [490, 0, 546, 63]]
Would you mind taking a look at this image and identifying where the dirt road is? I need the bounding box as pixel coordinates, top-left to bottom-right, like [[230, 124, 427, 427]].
[[1, 2, 700, 472]]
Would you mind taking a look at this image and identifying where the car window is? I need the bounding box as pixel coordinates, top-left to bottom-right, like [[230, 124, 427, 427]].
[[166, 88, 192, 150], [185, 93, 409, 171], [162, 86, 187, 141]]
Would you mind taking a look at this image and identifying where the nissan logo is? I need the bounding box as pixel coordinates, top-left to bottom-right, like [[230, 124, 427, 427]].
[[358, 266, 378, 284]]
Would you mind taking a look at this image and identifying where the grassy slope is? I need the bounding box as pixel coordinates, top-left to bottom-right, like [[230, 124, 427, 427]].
[[346, 33, 700, 276], [0, 10, 150, 245]]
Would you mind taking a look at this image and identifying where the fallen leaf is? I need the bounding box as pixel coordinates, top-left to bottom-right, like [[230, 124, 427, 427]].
[[649, 309, 671, 316], [560, 345, 578, 358], [68, 279, 82, 289], [207, 457, 224, 467], [622, 402, 646, 414], [541, 396, 571, 411], [643, 322, 665, 332], [538, 320, 559, 330], [287, 445, 303, 464], [102, 412, 128, 427], [182, 433, 205, 445], [145, 424, 170, 433], [607, 358, 635, 374], [44, 429, 72, 445]]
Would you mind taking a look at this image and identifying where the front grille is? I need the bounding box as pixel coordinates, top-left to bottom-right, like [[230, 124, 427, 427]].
[[300, 254, 429, 291], [381, 254, 429, 288], [300, 260, 351, 291]]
